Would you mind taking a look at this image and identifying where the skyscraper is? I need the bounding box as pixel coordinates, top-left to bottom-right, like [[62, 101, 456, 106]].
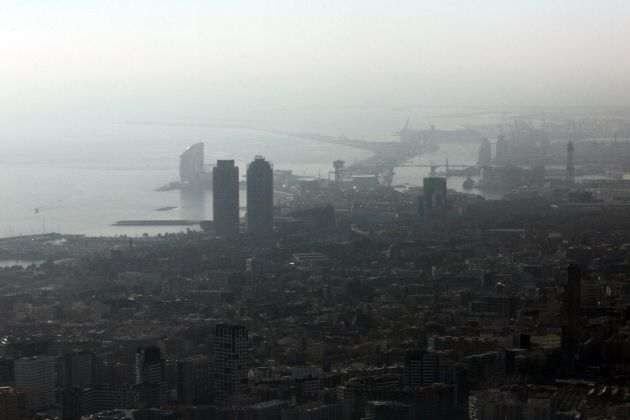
[[63, 351, 95, 388], [333, 160, 345, 184], [179, 143, 205, 185], [213, 160, 240, 237], [0, 387, 30, 420], [177, 355, 210, 404], [135, 346, 166, 408], [135, 346, 164, 385], [246, 156, 274, 237], [405, 351, 440, 388], [421, 177, 447, 218], [212, 324, 248, 402], [14, 356, 57, 410]]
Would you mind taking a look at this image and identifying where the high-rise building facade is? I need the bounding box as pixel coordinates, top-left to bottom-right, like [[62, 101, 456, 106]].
[[421, 177, 447, 218], [333, 160, 345, 184], [246, 156, 274, 237], [14, 356, 57, 410], [62, 386, 95, 420], [212, 324, 248, 402], [177, 355, 210, 404], [213, 160, 240, 237], [63, 351, 95, 389], [405, 351, 440, 388], [135, 346, 166, 408], [135, 346, 164, 385], [179, 143, 205, 184], [0, 387, 30, 420]]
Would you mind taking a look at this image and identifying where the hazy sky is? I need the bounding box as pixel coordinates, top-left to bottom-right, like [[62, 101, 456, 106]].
[[2, 1, 630, 130]]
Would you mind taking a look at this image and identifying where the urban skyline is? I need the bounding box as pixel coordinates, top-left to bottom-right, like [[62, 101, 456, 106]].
[[2, 1, 630, 419]]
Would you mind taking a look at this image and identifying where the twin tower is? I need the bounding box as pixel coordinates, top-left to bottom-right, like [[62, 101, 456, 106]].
[[212, 156, 273, 238]]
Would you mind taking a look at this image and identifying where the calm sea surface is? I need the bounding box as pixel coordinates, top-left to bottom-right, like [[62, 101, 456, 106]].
[[0, 110, 483, 238]]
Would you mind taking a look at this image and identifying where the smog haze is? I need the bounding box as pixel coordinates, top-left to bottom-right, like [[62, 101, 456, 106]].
[[2, 0, 630, 144]]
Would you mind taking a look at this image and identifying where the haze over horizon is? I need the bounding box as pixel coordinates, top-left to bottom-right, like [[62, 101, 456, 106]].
[[3, 5, 630, 419], [2, 0, 630, 146]]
